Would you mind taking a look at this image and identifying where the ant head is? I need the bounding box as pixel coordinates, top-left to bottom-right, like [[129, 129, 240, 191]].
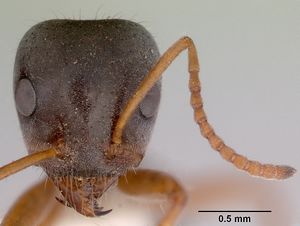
[[13, 19, 161, 215]]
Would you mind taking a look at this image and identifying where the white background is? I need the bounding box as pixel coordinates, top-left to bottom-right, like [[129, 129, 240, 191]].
[[0, 0, 299, 226]]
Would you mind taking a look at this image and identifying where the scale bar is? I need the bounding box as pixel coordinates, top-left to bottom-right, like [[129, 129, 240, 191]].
[[198, 210, 272, 213]]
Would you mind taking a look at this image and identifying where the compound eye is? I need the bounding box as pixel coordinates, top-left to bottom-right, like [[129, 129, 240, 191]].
[[139, 84, 160, 118], [15, 78, 37, 116]]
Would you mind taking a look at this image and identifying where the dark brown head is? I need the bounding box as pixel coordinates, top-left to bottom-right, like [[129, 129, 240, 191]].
[[13, 19, 161, 216]]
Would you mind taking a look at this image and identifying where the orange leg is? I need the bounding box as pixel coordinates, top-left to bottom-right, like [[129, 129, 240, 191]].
[[118, 169, 187, 226], [1, 179, 60, 226]]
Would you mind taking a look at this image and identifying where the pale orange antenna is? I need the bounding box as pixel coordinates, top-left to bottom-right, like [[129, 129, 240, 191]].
[[0, 148, 58, 180], [112, 36, 296, 180]]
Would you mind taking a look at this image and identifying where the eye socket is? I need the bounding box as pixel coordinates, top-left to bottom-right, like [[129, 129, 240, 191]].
[[15, 78, 37, 116], [139, 84, 160, 118]]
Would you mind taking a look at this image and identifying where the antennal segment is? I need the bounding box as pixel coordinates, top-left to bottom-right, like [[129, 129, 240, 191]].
[[0, 148, 58, 180], [112, 36, 296, 180]]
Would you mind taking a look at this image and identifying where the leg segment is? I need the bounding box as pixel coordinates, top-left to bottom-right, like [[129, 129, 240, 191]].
[[112, 36, 295, 180], [1, 179, 59, 226], [118, 169, 187, 226]]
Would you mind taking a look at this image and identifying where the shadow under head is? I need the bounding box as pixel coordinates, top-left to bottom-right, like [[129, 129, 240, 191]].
[[13, 19, 161, 216]]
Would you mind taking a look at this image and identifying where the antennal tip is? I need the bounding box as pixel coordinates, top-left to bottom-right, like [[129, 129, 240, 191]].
[[277, 165, 296, 179]]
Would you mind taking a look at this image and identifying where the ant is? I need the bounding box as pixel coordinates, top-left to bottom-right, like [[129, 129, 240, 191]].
[[0, 19, 295, 226]]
